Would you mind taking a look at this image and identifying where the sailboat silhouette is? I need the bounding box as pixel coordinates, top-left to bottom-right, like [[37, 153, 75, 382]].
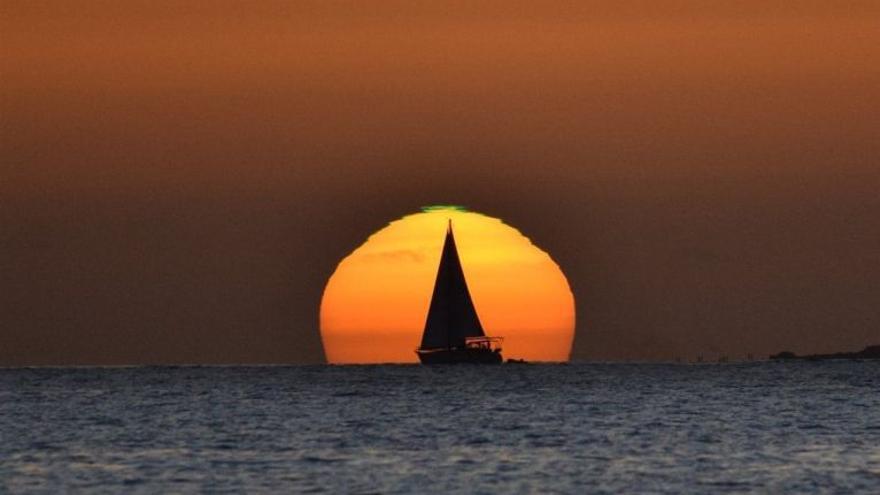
[[416, 220, 504, 364]]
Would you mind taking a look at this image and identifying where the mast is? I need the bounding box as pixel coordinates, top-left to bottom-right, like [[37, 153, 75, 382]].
[[419, 220, 486, 350]]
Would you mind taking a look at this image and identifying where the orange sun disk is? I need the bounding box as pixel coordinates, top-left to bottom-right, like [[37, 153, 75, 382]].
[[320, 207, 575, 363]]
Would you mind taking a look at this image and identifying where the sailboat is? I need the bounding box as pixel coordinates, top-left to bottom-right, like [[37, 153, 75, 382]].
[[416, 220, 503, 364]]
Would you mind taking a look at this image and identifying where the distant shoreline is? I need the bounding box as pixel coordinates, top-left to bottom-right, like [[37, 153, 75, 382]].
[[770, 345, 880, 361]]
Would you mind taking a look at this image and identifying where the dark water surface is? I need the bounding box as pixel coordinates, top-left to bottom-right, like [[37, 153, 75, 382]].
[[2, 362, 879, 493]]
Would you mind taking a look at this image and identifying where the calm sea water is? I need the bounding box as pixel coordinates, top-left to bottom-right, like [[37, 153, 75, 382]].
[[2, 362, 879, 494]]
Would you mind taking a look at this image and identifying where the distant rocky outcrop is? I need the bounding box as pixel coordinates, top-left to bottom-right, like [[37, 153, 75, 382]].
[[770, 345, 880, 361]]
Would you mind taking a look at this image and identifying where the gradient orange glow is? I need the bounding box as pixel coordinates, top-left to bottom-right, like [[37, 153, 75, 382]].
[[320, 207, 575, 363]]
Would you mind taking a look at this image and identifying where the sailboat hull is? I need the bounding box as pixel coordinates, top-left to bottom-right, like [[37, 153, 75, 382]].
[[416, 347, 503, 364]]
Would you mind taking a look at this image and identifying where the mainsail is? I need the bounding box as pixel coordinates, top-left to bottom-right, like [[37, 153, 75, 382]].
[[419, 221, 486, 350]]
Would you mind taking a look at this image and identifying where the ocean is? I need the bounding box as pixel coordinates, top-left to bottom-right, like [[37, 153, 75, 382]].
[[2, 362, 879, 493]]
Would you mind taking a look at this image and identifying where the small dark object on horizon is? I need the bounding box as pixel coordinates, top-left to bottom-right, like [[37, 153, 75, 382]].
[[770, 345, 880, 361]]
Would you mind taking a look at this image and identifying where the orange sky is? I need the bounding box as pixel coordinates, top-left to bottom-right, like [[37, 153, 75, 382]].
[[1, 2, 878, 365], [3, 1, 878, 195]]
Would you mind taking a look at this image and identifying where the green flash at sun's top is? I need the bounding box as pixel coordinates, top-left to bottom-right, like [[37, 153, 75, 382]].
[[421, 205, 468, 213]]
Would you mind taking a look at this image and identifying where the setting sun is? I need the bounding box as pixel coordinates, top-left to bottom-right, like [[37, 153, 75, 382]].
[[320, 206, 575, 363]]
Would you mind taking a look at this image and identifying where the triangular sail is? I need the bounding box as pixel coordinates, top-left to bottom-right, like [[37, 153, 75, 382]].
[[420, 221, 485, 349]]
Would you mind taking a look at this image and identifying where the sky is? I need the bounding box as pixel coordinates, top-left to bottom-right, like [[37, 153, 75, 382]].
[[1, 1, 878, 365]]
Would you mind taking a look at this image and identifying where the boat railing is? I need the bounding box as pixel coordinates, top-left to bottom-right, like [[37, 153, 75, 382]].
[[464, 336, 503, 351]]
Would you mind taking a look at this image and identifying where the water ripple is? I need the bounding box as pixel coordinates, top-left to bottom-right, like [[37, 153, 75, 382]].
[[1, 362, 879, 493]]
